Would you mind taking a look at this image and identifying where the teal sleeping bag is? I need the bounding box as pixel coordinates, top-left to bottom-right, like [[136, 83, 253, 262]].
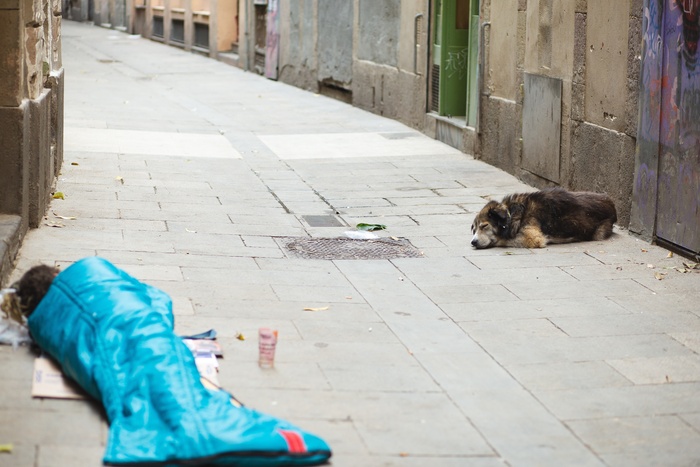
[[27, 257, 331, 466]]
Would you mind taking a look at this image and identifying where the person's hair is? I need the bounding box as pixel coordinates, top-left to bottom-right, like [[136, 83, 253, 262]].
[[15, 265, 59, 317]]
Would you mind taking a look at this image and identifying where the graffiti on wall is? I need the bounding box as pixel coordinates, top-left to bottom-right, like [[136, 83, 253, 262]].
[[636, 0, 700, 251], [444, 47, 469, 80], [634, 0, 664, 233]]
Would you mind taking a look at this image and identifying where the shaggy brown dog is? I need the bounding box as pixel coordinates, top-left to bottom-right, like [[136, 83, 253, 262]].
[[471, 187, 617, 249]]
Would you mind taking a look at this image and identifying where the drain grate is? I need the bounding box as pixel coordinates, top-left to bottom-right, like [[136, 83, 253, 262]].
[[276, 236, 423, 260]]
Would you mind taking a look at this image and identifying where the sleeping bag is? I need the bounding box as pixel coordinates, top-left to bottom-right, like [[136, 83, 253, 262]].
[[27, 256, 332, 466]]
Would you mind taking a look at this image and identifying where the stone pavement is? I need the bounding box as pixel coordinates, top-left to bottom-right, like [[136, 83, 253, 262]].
[[2, 20, 700, 467]]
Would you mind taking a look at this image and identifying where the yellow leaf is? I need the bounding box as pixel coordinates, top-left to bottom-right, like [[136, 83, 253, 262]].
[[0, 444, 12, 453], [304, 306, 329, 312], [52, 192, 65, 200], [667, 251, 674, 258], [235, 333, 245, 341], [71, 162, 79, 166]]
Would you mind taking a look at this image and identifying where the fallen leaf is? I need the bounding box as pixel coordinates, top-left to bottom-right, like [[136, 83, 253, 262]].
[[647, 264, 654, 269], [654, 272, 666, 280], [52, 192, 65, 200], [667, 252, 674, 258], [641, 249, 648, 253], [390, 236, 399, 241], [115, 176, 124, 185], [44, 221, 64, 228], [0, 444, 12, 453], [356, 223, 387, 231], [304, 306, 329, 312], [504, 251, 514, 255], [185, 228, 197, 233], [71, 162, 79, 166], [235, 333, 245, 341]]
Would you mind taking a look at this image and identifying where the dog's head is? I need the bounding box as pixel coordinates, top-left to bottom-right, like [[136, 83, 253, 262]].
[[471, 201, 510, 249]]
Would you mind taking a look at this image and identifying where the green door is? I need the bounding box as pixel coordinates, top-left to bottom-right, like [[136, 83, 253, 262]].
[[433, 0, 479, 125]]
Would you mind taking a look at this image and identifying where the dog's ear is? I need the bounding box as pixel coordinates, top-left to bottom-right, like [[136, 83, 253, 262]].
[[488, 204, 509, 229]]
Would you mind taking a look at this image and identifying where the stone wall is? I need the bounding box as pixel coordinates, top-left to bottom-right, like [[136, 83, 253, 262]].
[[478, 0, 641, 226], [0, 0, 64, 285]]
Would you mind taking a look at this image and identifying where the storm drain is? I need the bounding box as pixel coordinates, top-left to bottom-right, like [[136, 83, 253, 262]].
[[276, 237, 423, 260]]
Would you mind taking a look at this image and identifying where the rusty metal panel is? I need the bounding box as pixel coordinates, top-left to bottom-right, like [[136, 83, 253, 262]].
[[522, 73, 562, 183]]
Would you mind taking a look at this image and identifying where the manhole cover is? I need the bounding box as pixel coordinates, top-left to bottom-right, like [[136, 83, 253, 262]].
[[276, 237, 423, 260]]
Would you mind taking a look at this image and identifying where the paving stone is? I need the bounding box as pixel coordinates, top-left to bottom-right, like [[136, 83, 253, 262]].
[[606, 355, 700, 384], [293, 320, 395, 343], [533, 382, 700, 419], [353, 411, 491, 456], [36, 445, 105, 467], [444, 296, 631, 322], [450, 389, 603, 466], [0, 408, 104, 447], [566, 416, 700, 466], [181, 267, 348, 287], [218, 361, 332, 392], [321, 362, 440, 392], [669, 331, 700, 352], [503, 278, 651, 300], [460, 320, 694, 365], [468, 252, 603, 269], [610, 292, 700, 315], [271, 284, 360, 303], [0, 443, 36, 467], [550, 311, 700, 337], [507, 361, 632, 390], [294, 418, 368, 457]]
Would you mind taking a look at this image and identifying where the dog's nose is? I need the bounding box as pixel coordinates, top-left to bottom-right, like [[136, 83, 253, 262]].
[[471, 237, 478, 247]]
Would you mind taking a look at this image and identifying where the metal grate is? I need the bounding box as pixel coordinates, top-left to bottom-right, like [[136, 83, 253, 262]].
[[171, 19, 185, 43], [431, 64, 440, 112], [194, 23, 209, 49], [276, 237, 423, 260], [153, 16, 164, 38]]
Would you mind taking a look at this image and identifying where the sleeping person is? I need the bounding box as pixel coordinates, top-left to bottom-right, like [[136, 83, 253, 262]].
[[11, 256, 331, 466]]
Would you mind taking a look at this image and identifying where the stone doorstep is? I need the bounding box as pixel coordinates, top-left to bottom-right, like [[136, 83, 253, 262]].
[[0, 214, 22, 287]]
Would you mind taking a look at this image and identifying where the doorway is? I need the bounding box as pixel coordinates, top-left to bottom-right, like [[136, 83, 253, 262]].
[[633, 0, 700, 257], [429, 0, 479, 126]]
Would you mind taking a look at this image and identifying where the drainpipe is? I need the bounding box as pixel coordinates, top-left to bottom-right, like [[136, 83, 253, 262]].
[[477, 21, 491, 134]]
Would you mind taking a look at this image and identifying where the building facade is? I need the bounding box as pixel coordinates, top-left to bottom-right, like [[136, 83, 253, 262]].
[[0, 0, 64, 284]]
